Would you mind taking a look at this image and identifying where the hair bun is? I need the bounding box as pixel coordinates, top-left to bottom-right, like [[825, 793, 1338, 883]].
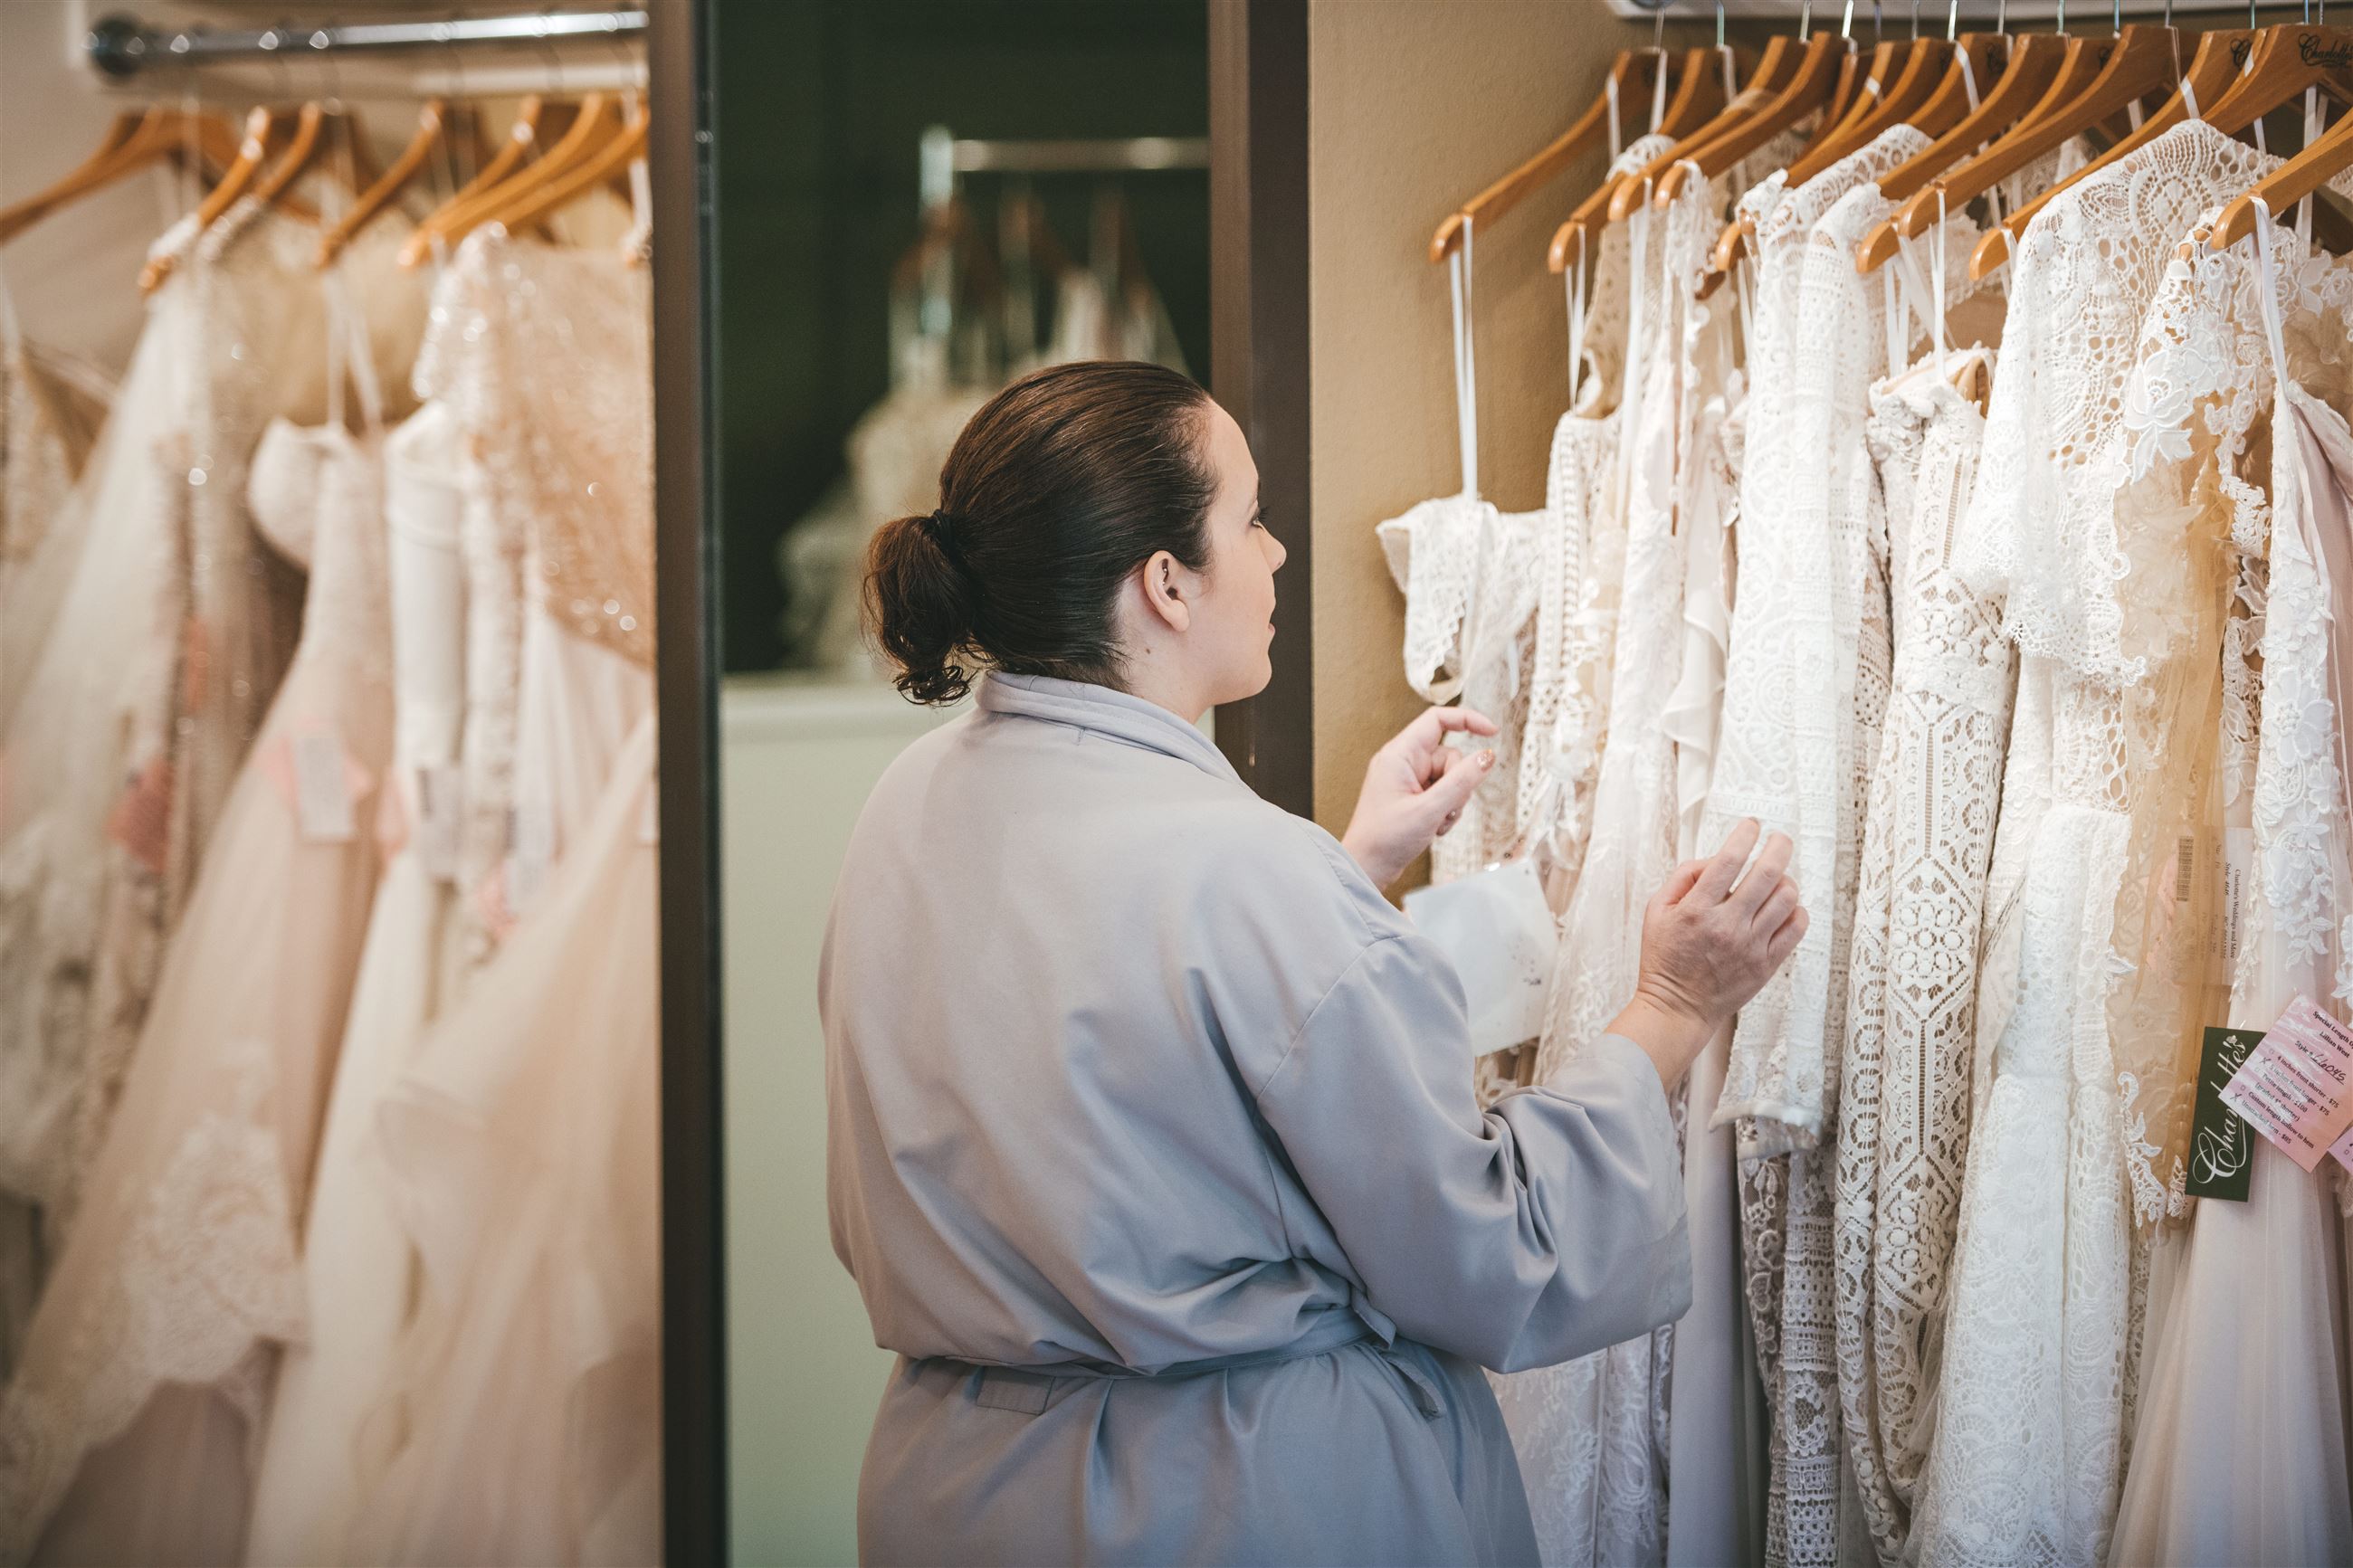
[[862, 509, 978, 705]]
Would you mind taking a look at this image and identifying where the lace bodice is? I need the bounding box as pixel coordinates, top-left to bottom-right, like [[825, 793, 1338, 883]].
[[423, 229, 654, 670], [1958, 120, 2353, 686], [1712, 127, 1922, 1150]]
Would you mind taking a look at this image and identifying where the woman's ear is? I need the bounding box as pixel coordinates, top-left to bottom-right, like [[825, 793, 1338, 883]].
[[1138, 549, 1193, 634]]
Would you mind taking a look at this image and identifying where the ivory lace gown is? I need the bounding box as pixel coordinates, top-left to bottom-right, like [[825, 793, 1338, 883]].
[[1700, 127, 1916, 1568], [0, 281, 397, 1568], [242, 397, 471, 1565], [0, 224, 204, 1264], [1508, 138, 1666, 877], [340, 225, 660, 1566], [1915, 122, 2353, 1568], [2107, 213, 2353, 1568], [0, 306, 112, 1380]]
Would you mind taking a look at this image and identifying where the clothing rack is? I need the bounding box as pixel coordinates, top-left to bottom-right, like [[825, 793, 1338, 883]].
[[1605, 0, 2320, 17], [918, 128, 1210, 213], [84, 8, 647, 79]]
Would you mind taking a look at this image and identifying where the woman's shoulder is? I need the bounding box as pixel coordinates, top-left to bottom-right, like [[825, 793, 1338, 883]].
[[1164, 791, 1414, 953]]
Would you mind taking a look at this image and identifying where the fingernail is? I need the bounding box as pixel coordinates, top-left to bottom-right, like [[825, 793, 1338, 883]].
[[1477, 750, 1495, 769]]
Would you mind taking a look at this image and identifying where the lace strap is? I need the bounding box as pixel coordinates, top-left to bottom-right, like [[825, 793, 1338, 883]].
[[1449, 215, 1481, 499], [1649, 47, 1671, 136], [1607, 70, 1624, 161]]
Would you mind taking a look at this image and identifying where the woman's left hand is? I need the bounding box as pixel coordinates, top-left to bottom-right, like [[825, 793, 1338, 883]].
[[1340, 707, 1501, 889]]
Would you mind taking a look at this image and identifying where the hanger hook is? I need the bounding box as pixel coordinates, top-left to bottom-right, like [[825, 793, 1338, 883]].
[[1947, 0, 1959, 40], [1996, 0, 2007, 34], [535, 7, 567, 98], [1842, 0, 1858, 41], [2112, 0, 2122, 35], [1802, 0, 1815, 42], [1716, 0, 1728, 49], [1650, 0, 1667, 59], [1911, 0, 1922, 39], [311, 14, 344, 114]]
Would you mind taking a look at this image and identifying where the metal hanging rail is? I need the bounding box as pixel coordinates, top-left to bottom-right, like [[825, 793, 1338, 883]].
[[950, 136, 1212, 176], [85, 8, 647, 78]]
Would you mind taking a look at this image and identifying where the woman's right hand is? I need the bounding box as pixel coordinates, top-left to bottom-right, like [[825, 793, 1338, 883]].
[[1605, 819, 1805, 1089]]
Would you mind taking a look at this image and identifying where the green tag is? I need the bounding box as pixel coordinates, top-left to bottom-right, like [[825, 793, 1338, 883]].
[[2186, 1026, 2259, 1202]]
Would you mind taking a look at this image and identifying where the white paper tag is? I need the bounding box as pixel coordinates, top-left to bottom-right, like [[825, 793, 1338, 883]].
[[2215, 828, 2252, 984], [415, 764, 463, 882], [510, 800, 555, 915], [292, 729, 357, 842]]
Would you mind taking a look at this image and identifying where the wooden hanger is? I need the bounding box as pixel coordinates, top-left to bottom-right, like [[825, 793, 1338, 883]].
[[138, 105, 297, 294], [249, 100, 378, 215], [1663, 46, 1742, 136], [318, 99, 458, 267], [2208, 89, 2353, 247], [1544, 46, 1748, 273], [1806, 35, 1910, 157], [1900, 32, 2019, 145], [1786, 38, 1950, 185], [1979, 27, 2252, 271], [401, 92, 622, 266], [1855, 32, 2068, 269], [1590, 34, 1804, 234], [1872, 29, 2115, 264], [1965, 24, 2220, 277], [1653, 30, 1849, 206], [2193, 24, 2353, 135], [0, 107, 243, 247], [474, 99, 649, 242], [1433, 49, 1667, 262]]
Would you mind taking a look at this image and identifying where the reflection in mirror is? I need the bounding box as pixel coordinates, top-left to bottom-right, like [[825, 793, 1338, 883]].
[[707, 3, 1210, 1560], [0, 5, 667, 1563]]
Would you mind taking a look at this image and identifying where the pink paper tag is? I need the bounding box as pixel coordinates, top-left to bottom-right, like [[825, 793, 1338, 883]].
[[2331, 1122, 2353, 1176], [2219, 994, 2353, 1173]]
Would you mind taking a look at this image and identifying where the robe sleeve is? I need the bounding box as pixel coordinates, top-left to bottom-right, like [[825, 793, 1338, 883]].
[[1251, 931, 1691, 1373]]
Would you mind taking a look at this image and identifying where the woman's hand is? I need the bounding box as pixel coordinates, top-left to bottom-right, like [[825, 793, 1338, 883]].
[[1607, 819, 1806, 1090], [1340, 707, 1502, 889]]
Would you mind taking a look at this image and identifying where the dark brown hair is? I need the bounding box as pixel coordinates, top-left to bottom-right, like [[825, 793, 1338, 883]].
[[862, 359, 1218, 706]]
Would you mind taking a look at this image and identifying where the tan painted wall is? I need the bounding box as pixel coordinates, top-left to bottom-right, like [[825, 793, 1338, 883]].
[[1306, 0, 1669, 832]]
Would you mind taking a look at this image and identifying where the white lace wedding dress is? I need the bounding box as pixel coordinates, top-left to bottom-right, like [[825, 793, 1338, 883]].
[[0, 276, 398, 1568], [338, 224, 659, 1567], [0, 298, 113, 1381], [242, 394, 471, 1564], [1510, 134, 1670, 879], [1916, 121, 2353, 1568], [2107, 209, 2353, 1568], [1703, 126, 1918, 1568]]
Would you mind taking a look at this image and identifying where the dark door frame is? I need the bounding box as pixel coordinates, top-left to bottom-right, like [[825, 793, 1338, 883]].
[[649, 0, 729, 1562], [1209, 0, 1313, 819]]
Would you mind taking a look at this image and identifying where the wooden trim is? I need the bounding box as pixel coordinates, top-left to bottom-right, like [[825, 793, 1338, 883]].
[[1209, 0, 1313, 818], [648, 0, 729, 1561]]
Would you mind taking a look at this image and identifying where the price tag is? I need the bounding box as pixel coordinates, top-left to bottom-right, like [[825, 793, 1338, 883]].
[[2186, 1027, 2257, 1202], [2217, 995, 2353, 1173]]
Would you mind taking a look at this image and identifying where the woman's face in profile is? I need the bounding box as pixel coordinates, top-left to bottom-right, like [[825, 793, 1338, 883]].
[[1189, 401, 1288, 707]]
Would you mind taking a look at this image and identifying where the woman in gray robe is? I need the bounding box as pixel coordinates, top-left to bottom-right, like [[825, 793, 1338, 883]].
[[824, 361, 1805, 1566]]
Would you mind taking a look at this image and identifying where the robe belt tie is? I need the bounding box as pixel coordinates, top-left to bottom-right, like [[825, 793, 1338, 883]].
[[943, 1309, 1443, 1420]]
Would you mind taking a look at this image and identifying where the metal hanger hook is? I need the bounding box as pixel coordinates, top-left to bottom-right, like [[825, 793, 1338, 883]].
[[1947, 0, 1959, 41], [1716, 0, 1728, 48], [1842, 0, 1858, 42], [1802, 0, 1815, 43]]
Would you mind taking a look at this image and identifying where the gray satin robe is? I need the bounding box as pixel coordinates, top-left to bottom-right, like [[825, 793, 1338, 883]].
[[823, 672, 1691, 1566]]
